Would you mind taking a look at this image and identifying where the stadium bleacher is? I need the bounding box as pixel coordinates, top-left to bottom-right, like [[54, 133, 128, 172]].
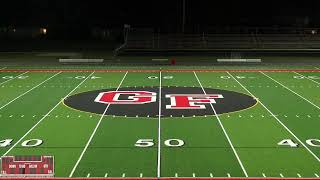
[[120, 28, 320, 53]]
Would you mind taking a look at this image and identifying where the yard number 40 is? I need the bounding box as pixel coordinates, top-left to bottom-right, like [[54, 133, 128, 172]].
[[0, 139, 43, 148], [135, 139, 184, 148], [278, 139, 320, 147]]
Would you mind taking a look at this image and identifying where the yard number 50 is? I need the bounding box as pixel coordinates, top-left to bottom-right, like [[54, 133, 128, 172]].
[[135, 139, 184, 147]]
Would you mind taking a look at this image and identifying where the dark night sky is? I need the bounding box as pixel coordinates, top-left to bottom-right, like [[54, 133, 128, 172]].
[[1, 1, 320, 29]]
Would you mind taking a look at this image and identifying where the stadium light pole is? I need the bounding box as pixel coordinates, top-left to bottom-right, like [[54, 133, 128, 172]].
[[182, 0, 186, 33]]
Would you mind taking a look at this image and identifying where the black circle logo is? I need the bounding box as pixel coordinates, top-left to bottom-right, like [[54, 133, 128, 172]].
[[64, 87, 257, 118]]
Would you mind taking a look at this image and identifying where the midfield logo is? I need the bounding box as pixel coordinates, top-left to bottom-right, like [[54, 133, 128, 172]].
[[94, 91, 224, 110], [64, 87, 257, 117]]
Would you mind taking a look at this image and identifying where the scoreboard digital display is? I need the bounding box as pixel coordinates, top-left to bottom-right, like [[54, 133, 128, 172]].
[[1, 156, 54, 177]]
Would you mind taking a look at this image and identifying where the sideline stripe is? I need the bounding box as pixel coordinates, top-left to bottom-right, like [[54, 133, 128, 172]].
[[157, 71, 162, 179], [261, 72, 320, 110], [293, 72, 320, 85], [0, 71, 29, 86], [0, 72, 61, 111], [69, 71, 128, 177], [1, 69, 320, 73], [1, 72, 95, 158], [193, 71, 248, 177], [227, 72, 320, 162]]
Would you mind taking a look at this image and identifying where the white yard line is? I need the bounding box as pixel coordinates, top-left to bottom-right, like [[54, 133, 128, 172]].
[[293, 72, 320, 85], [69, 71, 128, 177], [227, 72, 320, 162], [157, 71, 162, 179], [193, 71, 248, 177], [0, 71, 29, 86], [0, 72, 61, 111], [261, 72, 320, 110], [1, 72, 95, 158], [0, 67, 7, 70], [315, 67, 320, 70]]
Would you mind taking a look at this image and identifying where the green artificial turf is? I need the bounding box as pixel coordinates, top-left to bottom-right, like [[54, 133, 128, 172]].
[[0, 68, 319, 178]]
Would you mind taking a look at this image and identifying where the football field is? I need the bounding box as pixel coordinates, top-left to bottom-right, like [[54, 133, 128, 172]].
[[0, 67, 320, 178]]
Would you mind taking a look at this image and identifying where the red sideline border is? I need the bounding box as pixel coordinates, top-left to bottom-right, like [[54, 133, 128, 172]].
[[0, 69, 320, 73], [0, 178, 320, 180]]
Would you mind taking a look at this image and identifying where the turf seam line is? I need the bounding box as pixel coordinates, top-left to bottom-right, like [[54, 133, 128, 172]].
[[0, 71, 29, 86], [193, 71, 249, 178], [157, 71, 162, 179], [227, 71, 320, 163], [0, 71, 61, 111], [293, 72, 320, 85], [0, 71, 94, 159], [261, 72, 320, 111], [69, 71, 128, 177]]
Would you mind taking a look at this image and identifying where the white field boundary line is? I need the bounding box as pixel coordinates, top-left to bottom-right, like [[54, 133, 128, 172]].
[[193, 71, 248, 177], [261, 72, 320, 111], [293, 72, 320, 85], [315, 67, 320, 70], [227, 72, 320, 162], [157, 71, 162, 179], [0, 71, 29, 86], [1, 72, 95, 158], [0, 72, 61, 111], [69, 71, 128, 177], [0, 67, 7, 70]]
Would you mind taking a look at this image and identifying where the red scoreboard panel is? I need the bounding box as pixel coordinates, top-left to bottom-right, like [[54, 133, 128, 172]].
[[0, 155, 54, 177]]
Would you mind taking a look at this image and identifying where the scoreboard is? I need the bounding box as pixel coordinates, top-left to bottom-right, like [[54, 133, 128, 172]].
[[1, 156, 54, 177]]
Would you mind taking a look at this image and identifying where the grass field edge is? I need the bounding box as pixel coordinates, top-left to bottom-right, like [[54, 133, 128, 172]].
[[1, 69, 320, 73], [0, 178, 319, 180]]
